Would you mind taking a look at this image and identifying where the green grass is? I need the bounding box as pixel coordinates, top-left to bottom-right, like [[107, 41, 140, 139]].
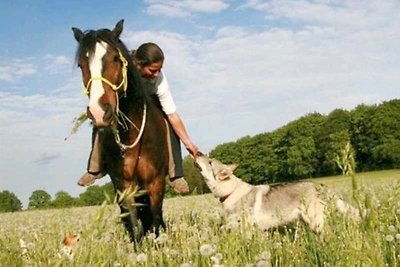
[[1, 169, 400, 266]]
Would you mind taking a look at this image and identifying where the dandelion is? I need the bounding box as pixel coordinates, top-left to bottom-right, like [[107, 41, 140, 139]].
[[256, 260, 269, 267], [256, 251, 271, 261], [396, 208, 400, 215], [136, 253, 147, 263], [199, 244, 216, 256], [386, 235, 394, 242], [156, 233, 168, 244], [180, 263, 193, 267], [211, 252, 223, 264], [147, 233, 156, 241], [396, 234, 400, 240], [388, 225, 396, 232]]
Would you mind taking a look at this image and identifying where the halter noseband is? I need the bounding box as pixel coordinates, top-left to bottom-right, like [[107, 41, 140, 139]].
[[82, 49, 128, 95]]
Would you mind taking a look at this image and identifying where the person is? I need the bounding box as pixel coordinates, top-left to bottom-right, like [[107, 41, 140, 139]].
[[78, 42, 199, 194]]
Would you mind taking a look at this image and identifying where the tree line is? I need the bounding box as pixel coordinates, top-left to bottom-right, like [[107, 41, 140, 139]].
[[1, 99, 399, 212], [0, 183, 115, 212], [210, 99, 400, 184]]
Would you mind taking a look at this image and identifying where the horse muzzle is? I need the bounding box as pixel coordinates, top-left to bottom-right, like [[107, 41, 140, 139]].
[[87, 103, 115, 127]]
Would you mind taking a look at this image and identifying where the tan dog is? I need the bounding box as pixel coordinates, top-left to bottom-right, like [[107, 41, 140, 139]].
[[195, 153, 360, 232]]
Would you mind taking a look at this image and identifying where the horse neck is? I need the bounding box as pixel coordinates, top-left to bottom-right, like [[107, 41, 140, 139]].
[[118, 74, 147, 124]]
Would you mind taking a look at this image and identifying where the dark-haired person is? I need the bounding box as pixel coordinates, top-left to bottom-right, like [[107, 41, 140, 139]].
[[78, 42, 198, 194]]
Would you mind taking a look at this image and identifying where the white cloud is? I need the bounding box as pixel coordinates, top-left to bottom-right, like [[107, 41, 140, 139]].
[[0, 59, 37, 82], [44, 54, 72, 74], [144, 0, 229, 18], [123, 1, 400, 149], [243, 0, 400, 30]]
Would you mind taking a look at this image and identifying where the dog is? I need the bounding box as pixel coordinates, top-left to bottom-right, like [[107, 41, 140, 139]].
[[195, 153, 360, 233]]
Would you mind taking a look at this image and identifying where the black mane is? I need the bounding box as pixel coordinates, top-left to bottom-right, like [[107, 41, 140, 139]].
[[74, 28, 145, 103]]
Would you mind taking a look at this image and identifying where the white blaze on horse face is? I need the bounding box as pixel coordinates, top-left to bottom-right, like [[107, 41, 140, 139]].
[[88, 41, 108, 125]]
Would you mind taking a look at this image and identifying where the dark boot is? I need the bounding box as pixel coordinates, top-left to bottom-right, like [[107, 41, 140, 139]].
[[77, 128, 106, 187]]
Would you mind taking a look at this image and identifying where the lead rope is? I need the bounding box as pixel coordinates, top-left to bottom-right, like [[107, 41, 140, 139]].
[[112, 102, 147, 153]]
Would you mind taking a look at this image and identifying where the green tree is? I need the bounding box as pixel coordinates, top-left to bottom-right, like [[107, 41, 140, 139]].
[[315, 109, 351, 176], [79, 185, 107, 206], [183, 156, 208, 194], [28, 190, 52, 209], [0, 190, 22, 212], [52, 191, 78, 208], [350, 103, 377, 171], [275, 113, 323, 180]]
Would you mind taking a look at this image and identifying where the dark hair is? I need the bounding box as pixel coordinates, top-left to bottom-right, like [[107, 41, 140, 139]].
[[131, 42, 164, 67]]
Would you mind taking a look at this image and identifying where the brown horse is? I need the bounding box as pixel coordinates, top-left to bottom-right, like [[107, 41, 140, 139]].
[[72, 20, 169, 241]]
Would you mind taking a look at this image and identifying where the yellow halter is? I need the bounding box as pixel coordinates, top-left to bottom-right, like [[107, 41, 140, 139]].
[[82, 49, 128, 95]]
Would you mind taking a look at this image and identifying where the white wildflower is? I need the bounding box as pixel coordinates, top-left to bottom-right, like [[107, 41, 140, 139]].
[[156, 233, 168, 244], [256, 260, 269, 267], [199, 244, 216, 256], [136, 253, 147, 262], [211, 252, 223, 264], [395, 234, 400, 240], [180, 263, 193, 267], [147, 233, 156, 241], [256, 251, 271, 261], [388, 225, 396, 232], [386, 235, 394, 242]]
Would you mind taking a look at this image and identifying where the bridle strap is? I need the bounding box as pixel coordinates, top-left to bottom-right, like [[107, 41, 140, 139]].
[[82, 49, 128, 95]]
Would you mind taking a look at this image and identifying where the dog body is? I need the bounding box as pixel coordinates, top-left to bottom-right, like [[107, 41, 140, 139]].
[[195, 155, 359, 232]]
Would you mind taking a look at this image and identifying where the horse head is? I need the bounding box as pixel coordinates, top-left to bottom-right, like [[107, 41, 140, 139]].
[[72, 20, 130, 128]]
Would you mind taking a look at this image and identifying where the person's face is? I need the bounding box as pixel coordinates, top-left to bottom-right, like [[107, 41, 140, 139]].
[[137, 61, 163, 80]]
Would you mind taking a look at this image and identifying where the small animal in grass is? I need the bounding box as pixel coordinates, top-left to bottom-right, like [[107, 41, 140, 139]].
[[58, 233, 80, 259]]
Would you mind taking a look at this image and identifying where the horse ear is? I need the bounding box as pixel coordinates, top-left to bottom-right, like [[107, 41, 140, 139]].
[[72, 27, 84, 42], [112, 19, 124, 38]]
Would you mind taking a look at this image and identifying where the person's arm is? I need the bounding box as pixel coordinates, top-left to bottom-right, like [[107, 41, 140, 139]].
[[167, 112, 198, 158]]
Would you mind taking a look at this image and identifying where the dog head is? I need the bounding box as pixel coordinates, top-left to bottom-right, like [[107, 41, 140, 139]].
[[195, 153, 241, 199]]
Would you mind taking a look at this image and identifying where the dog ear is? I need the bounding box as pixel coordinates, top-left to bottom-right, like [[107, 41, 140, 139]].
[[218, 170, 231, 180], [227, 164, 238, 172]]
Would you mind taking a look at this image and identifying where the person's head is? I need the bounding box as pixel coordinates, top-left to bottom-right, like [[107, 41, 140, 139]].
[[132, 42, 164, 80]]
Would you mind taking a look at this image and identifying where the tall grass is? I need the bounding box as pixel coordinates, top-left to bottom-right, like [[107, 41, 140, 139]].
[[1, 170, 400, 266]]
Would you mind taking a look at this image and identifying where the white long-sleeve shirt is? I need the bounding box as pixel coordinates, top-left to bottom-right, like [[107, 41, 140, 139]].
[[141, 71, 177, 115]]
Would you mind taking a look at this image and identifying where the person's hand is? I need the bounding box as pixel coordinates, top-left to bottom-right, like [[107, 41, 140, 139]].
[[185, 143, 199, 159]]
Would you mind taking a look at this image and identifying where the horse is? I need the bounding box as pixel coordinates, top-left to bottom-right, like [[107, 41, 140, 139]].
[[72, 19, 169, 241]]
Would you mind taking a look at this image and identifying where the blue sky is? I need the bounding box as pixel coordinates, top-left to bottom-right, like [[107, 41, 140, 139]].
[[1, 0, 399, 207]]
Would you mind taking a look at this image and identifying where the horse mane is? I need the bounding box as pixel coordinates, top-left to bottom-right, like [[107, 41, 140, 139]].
[[74, 28, 146, 104]]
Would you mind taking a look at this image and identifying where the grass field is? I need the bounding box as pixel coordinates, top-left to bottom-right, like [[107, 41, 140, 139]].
[[1, 170, 400, 266]]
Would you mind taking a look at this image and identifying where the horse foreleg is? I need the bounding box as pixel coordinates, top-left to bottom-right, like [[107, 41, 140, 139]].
[[119, 185, 144, 242], [147, 176, 166, 235]]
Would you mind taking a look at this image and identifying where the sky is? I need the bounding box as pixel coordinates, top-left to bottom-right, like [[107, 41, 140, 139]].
[[0, 0, 399, 207]]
